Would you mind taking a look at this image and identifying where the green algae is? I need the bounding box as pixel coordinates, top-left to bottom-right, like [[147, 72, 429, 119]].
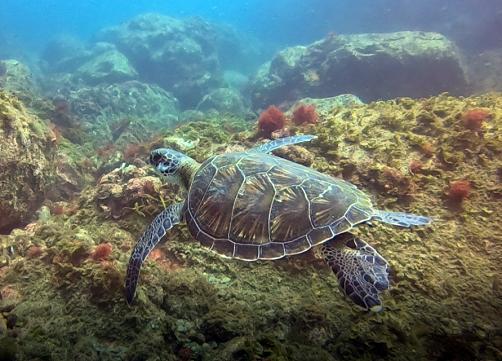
[[0, 93, 500, 360]]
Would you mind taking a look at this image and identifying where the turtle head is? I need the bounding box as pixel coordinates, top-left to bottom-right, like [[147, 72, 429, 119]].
[[149, 148, 185, 177], [149, 148, 199, 189]]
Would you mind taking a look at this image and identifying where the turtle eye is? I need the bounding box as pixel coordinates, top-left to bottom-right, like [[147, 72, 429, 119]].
[[150, 153, 162, 164]]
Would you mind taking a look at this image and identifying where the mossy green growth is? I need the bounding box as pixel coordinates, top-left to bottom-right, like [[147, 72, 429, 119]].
[[164, 114, 254, 162], [0, 93, 500, 360], [0, 91, 57, 232]]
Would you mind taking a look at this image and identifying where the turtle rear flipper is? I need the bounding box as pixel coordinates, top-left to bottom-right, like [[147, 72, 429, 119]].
[[125, 202, 184, 304], [321, 234, 390, 312], [251, 135, 317, 153], [374, 210, 431, 227]]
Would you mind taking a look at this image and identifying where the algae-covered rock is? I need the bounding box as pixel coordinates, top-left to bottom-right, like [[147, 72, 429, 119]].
[[97, 13, 226, 108], [289, 94, 363, 117], [466, 49, 502, 93], [0, 60, 39, 102], [63, 80, 180, 143], [250, 31, 468, 109], [74, 43, 138, 85], [196, 87, 248, 115], [96, 14, 260, 109], [0, 91, 56, 233], [40, 35, 88, 73], [0, 93, 500, 361]]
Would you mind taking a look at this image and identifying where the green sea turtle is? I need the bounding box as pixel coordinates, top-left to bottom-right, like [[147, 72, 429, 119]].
[[125, 135, 431, 311]]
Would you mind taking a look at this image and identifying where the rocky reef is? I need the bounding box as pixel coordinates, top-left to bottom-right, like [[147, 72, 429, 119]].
[[250, 31, 468, 109], [0, 91, 57, 234], [0, 90, 500, 360], [97, 14, 255, 108], [60, 80, 180, 144]]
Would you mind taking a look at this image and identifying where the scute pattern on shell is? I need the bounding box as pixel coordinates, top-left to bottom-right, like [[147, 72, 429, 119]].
[[185, 152, 374, 261]]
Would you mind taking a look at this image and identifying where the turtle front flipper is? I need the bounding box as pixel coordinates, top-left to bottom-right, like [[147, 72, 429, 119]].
[[251, 135, 317, 153], [125, 202, 184, 304], [321, 234, 390, 312]]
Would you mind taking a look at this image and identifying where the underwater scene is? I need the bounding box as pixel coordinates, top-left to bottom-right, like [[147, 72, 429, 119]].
[[0, 0, 501, 360]]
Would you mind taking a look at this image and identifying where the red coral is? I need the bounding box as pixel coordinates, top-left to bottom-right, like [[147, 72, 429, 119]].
[[408, 160, 424, 175], [258, 105, 287, 137], [292, 104, 318, 125], [91, 243, 113, 261], [462, 108, 491, 131], [123, 143, 146, 162], [26, 245, 43, 259], [448, 180, 471, 202]]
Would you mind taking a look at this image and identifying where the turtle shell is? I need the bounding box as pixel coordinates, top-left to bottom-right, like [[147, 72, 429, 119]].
[[185, 151, 374, 261]]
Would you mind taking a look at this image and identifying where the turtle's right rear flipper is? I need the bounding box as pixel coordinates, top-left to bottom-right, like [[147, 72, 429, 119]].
[[125, 202, 184, 305], [321, 234, 390, 312]]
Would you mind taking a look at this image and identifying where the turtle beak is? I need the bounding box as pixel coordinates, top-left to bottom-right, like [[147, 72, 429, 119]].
[[149, 150, 162, 167]]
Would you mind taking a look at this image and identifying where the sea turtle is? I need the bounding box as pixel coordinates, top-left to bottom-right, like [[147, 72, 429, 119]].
[[125, 135, 431, 311]]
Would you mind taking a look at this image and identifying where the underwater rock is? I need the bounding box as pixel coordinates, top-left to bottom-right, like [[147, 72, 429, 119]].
[[97, 14, 225, 108], [0, 60, 39, 102], [289, 94, 363, 117], [250, 31, 468, 109], [40, 35, 88, 73], [74, 43, 138, 85], [95, 165, 166, 219], [2, 91, 500, 360], [223, 70, 249, 91], [0, 91, 57, 233], [466, 49, 502, 93], [196, 87, 248, 115], [62, 80, 179, 142], [42, 41, 138, 87], [179, 110, 206, 123]]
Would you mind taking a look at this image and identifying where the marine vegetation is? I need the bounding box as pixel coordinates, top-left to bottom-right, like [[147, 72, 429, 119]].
[[257, 105, 287, 138], [0, 93, 500, 361], [292, 104, 319, 125]]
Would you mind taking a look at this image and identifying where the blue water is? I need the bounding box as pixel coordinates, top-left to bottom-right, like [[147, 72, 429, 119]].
[[1, 0, 501, 56]]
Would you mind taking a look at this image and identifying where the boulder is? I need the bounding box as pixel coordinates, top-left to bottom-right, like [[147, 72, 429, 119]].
[[62, 80, 180, 142], [196, 87, 247, 115], [74, 43, 138, 85], [0, 91, 56, 233], [41, 41, 138, 86], [40, 35, 88, 73], [466, 49, 502, 93], [97, 14, 247, 108], [0, 60, 39, 101], [250, 31, 468, 109], [223, 70, 249, 91], [289, 94, 363, 117]]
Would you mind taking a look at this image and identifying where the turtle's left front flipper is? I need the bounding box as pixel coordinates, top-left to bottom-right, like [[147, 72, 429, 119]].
[[321, 234, 390, 312], [125, 202, 184, 305]]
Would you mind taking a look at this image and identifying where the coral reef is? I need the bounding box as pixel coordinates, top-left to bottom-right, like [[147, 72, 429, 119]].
[[0, 92, 500, 361], [250, 31, 468, 109]]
